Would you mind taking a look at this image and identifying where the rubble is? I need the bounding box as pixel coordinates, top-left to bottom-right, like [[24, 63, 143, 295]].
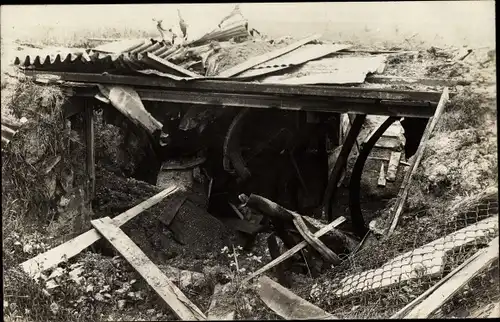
[[3, 3, 497, 321]]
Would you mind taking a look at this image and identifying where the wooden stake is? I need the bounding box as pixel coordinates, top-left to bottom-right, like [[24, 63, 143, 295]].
[[387, 88, 449, 235], [92, 217, 206, 320], [386, 151, 401, 182]]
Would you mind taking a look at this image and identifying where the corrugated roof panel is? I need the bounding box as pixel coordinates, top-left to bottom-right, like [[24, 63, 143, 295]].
[[259, 55, 387, 85], [235, 43, 352, 79]]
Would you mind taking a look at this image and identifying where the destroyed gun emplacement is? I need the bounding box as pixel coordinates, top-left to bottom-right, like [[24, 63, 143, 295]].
[[12, 4, 489, 318]]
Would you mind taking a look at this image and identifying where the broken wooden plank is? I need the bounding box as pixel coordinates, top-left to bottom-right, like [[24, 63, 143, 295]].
[[229, 202, 245, 220], [218, 34, 321, 77], [20, 184, 178, 278], [388, 88, 449, 235], [91, 217, 206, 320], [398, 236, 499, 319], [333, 216, 497, 297], [144, 52, 201, 78], [386, 151, 401, 182], [207, 283, 235, 320], [378, 164, 387, 187], [257, 276, 336, 319], [242, 216, 346, 284], [292, 213, 341, 264]]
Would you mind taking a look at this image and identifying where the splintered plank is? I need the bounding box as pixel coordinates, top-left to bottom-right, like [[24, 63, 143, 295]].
[[91, 217, 206, 321], [218, 34, 321, 77], [378, 163, 387, 187], [20, 185, 178, 279], [386, 151, 401, 182], [398, 236, 499, 319], [257, 276, 336, 320], [388, 87, 449, 235], [242, 216, 346, 284]]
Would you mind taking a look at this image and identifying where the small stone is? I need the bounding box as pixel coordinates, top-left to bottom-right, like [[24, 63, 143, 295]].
[[94, 293, 106, 302], [86, 284, 94, 293], [147, 309, 156, 315], [117, 300, 126, 309], [23, 243, 33, 254], [50, 302, 59, 315]]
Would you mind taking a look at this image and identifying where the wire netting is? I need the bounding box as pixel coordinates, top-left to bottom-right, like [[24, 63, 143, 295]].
[[308, 195, 498, 319]]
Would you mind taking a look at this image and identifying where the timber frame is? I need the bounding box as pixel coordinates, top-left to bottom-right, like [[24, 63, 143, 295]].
[[22, 68, 447, 234]]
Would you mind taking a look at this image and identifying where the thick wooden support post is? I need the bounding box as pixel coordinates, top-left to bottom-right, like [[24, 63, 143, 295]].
[[322, 114, 366, 221], [84, 101, 95, 200]]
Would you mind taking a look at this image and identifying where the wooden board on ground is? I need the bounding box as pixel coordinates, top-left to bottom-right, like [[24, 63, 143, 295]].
[[20, 185, 178, 279], [401, 237, 499, 319], [242, 216, 346, 284], [386, 151, 401, 182], [91, 217, 206, 321], [257, 276, 336, 320], [388, 87, 449, 235]]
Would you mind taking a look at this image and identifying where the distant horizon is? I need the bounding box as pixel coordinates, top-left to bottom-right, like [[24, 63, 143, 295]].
[[1, 2, 495, 48]]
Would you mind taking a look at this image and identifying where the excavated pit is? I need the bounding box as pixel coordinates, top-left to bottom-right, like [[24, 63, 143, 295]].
[[87, 99, 426, 280]]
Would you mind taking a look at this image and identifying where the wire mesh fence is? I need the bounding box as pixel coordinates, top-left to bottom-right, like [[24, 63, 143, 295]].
[[309, 195, 499, 319]]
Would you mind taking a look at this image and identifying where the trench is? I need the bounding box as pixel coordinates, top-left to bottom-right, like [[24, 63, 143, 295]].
[[85, 99, 428, 278]]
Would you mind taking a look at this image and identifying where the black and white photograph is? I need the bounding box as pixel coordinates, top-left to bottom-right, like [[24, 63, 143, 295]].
[[1, 1, 497, 321]]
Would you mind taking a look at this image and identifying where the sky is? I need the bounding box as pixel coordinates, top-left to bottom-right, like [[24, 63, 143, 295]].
[[0, 2, 495, 45]]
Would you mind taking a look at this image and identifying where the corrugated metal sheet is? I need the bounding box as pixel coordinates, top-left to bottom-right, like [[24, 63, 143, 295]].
[[187, 18, 249, 46], [13, 49, 196, 77], [93, 39, 150, 54], [235, 44, 352, 78], [14, 39, 174, 69], [259, 55, 387, 85]]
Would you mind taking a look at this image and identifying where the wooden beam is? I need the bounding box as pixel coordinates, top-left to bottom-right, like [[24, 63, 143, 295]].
[[84, 102, 95, 199], [322, 114, 366, 221], [378, 164, 387, 187], [393, 237, 499, 319], [20, 185, 178, 278], [91, 217, 206, 320], [21, 70, 443, 102], [386, 151, 401, 182], [242, 216, 345, 284], [218, 34, 321, 77], [144, 52, 201, 78], [387, 88, 449, 235], [257, 276, 337, 320], [71, 87, 436, 118]]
